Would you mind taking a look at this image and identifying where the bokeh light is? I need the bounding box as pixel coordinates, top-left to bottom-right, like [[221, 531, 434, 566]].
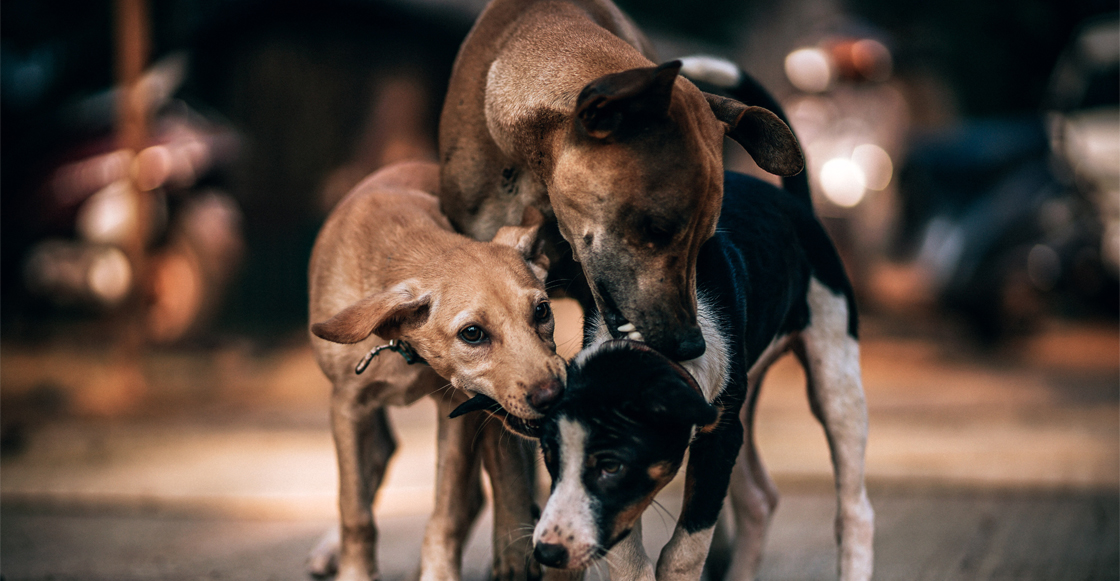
[[819, 157, 867, 207], [785, 47, 833, 94], [851, 143, 893, 191]]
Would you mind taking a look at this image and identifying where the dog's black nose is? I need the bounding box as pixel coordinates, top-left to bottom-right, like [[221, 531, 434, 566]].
[[534, 542, 569, 568], [676, 332, 706, 360], [528, 378, 564, 412], [659, 327, 705, 361]]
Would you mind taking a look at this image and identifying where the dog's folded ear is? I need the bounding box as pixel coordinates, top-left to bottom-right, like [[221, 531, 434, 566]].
[[491, 207, 550, 283], [311, 280, 430, 344], [631, 373, 719, 429], [704, 93, 805, 177], [575, 61, 681, 141]]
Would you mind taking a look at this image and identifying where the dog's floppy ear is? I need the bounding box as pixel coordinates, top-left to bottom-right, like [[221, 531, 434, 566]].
[[704, 93, 804, 177], [492, 207, 550, 283], [631, 370, 718, 429], [311, 280, 430, 344], [575, 60, 681, 141]]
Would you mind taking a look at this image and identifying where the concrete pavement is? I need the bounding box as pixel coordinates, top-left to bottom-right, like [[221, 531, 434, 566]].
[[1, 315, 1117, 579]]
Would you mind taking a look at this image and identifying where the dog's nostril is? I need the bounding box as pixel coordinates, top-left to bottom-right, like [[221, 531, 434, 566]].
[[534, 542, 569, 568], [528, 379, 564, 411], [669, 328, 706, 361]]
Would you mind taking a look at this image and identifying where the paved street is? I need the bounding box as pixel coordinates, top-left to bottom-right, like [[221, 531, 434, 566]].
[[1, 313, 1117, 580]]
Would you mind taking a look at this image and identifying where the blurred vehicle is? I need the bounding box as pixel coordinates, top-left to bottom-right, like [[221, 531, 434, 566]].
[[894, 15, 1119, 342], [18, 55, 245, 344], [763, 31, 910, 290]]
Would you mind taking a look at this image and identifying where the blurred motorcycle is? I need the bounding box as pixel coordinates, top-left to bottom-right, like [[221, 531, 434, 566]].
[[896, 15, 1118, 341]]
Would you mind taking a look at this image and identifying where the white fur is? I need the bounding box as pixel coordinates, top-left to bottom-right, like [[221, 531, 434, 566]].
[[608, 521, 656, 581], [656, 525, 717, 581], [534, 419, 600, 568], [679, 292, 730, 403], [678, 56, 742, 89]]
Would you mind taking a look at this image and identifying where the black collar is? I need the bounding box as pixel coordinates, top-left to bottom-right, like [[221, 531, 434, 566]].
[[354, 339, 427, 374]]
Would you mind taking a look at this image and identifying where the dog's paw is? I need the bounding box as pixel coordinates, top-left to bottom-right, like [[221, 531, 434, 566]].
[[307, 527, 340, 579]]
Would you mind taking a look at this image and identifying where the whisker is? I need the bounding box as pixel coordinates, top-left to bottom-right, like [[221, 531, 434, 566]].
[[472, 412, 499, 451], [651, 498, 676, 532], [503, 533, 536, 552], [591, 558, 607, 581]]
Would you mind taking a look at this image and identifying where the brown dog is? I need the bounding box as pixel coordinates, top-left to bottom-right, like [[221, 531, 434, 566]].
[[438, 0, 804, 362], [307, 161, 565, 581]]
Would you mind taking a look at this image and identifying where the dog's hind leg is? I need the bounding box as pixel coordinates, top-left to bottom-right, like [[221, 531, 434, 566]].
[[330, 390, 398, 581], [479, 420, 541, 581], [797, 279, 874, 581], [422, 393, 487, 581], [725, 338, 789, 581]]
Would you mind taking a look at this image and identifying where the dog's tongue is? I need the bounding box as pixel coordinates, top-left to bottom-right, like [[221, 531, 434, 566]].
[[449, 393, 503, 418]]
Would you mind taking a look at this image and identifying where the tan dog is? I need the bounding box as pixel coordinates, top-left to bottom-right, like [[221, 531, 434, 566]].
[[308, 161, 566, 581], [438, 0, 804, 362]]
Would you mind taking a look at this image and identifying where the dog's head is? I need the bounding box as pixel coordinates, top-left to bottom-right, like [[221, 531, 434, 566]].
[[526, 340, 718, 570], [311, 210, 567, 423], [548, 61, 802, 361]]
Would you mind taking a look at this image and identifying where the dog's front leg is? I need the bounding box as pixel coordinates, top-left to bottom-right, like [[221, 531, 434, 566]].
[[606, 519, 655, 581], [725, 367, 782, 581], [724, 422, 779, 581], [656, 420, 744, 581], [479, 419, 541, 581], [422, 394, 487, 581], [331, 391, 397, 581]]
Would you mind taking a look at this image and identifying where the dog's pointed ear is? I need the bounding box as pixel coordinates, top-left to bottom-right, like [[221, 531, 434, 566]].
[[704, 93, 804, 177], [575, 60, 682, 141], [492, 207, 550, 283], [311, 280, 430, 344]]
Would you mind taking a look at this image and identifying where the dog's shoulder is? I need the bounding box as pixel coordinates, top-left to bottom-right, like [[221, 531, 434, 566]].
[[720, 172, 851, 297]]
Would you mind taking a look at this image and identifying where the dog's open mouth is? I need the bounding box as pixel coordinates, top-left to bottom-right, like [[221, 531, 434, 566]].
[[449, 393, 542, 438]]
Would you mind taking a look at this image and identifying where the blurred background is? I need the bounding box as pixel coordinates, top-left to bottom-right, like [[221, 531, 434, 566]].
[[1, 0, 1117, 579]]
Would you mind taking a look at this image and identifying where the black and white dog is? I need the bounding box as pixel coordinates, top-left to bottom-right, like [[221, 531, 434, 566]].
[[522, 166, 875, 581], [455, 58, 874, 580]]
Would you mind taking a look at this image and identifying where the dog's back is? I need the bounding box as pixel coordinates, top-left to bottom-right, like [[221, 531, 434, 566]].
[[701, 171, 857, 368], [438, 0, 655, 240]]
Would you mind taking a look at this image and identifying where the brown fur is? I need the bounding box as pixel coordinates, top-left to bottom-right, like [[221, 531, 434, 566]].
[[439, 0, 803, 361], [308, 161, 565, 581]]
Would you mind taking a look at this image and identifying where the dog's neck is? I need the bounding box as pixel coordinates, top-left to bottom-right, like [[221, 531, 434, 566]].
[[583, 292, 729, 403]]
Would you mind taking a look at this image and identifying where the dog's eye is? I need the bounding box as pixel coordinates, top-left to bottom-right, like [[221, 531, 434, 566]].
[[597, 459, 623, 476], [643, 219, 678, 246], [459, 325, 486, 344], [534, 301, 552, 322]]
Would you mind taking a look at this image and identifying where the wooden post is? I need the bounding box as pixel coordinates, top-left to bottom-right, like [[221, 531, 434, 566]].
[[114, 0, 151, 262], [101, 0, 152, 414]]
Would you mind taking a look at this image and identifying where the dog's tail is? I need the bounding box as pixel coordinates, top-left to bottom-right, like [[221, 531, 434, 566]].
[[679, 56, 811, 204]]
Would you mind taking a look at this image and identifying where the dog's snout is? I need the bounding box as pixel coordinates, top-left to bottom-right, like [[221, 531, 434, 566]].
[[534, 542, 569, 568], [528, 378, 564, 412]]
